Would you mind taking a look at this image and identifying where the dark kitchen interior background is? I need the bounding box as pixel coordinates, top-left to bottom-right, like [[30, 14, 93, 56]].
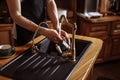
[[0, 0, 12, 24]]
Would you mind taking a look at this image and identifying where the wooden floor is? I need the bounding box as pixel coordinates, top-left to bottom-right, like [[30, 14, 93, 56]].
[[93, 60, 120, 80]]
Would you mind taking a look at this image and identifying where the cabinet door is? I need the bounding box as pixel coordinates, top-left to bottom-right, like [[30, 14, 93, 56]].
[[111, 36, 120, 58], [110, 21, 120, 59], [0, 24, 14, 46], [96, 38, 110, 63]]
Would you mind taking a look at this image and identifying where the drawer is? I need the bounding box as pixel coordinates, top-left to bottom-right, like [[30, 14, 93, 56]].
[[112, 30, 120, 35], [112, 21, 120, 35], [89, 23, 110, 33], [90, 25, 107, 32], [89, 31, 108, 39]]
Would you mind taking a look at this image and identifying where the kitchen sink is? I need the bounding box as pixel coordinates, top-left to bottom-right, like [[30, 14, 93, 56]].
[[0, 38, 92, 80]]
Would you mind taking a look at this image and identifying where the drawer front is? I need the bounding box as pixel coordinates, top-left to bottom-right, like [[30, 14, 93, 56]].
[[90, 25, 108, 32], [112, 21, 120, 35], [89, 31, 108, 39], [89, 23, 110, 32], [88, 23, 110, 38]]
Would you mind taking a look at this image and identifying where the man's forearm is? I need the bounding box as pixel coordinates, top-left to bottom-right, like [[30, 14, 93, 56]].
[[46, 0, 60, 30]]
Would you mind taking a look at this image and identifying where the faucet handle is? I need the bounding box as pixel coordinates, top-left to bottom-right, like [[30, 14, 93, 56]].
[[32, 44, 39, 53]]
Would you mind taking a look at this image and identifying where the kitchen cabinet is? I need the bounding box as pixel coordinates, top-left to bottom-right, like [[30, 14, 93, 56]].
[[110, 21, 120, 60], [77, 15, 120, 63], [0, 24, 14, 46]]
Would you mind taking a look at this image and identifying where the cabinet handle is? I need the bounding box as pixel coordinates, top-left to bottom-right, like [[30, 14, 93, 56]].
[[114, 30, 120, 32]]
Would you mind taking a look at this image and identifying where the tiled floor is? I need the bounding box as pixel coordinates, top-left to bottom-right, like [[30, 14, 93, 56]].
[[93, 60, 120, 80]]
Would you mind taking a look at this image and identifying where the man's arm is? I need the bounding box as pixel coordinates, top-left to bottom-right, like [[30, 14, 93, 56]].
[[46, 0, 70, 44], [6, 0, 62, 43], [46, 0, 60, 31], [6, 0, 39, 32]]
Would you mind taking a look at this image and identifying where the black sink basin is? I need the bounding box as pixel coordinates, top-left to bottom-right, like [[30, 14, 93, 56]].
[[0, 38, 92, 80]]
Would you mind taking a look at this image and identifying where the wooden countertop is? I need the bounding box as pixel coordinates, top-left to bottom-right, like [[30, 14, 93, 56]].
[[0, 35, 103, 80], [77, 13, 120, 23]]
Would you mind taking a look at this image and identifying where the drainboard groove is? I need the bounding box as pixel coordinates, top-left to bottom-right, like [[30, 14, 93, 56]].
[[42, 67, 51, 75], [48, 65, 60, 77], [15, 53, 38, 70], [23, 56, 41, 69], [33, 57, 46, 69], [42, 58, 52, 68], [37, 58, 58, 75]]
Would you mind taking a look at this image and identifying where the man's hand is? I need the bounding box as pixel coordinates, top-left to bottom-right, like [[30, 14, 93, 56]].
[[44, 28, 63, 44], [60, 30, 70, 45], [55, 27, 70, 45]]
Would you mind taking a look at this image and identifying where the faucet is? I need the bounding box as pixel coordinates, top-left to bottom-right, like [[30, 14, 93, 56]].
[[58, 15, 77, 62]]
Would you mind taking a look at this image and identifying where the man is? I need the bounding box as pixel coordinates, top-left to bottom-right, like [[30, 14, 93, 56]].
[[6, 0, 70, 46]]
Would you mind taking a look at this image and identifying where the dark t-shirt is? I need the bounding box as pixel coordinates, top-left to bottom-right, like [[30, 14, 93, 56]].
[[16, 0, 46, 46]]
